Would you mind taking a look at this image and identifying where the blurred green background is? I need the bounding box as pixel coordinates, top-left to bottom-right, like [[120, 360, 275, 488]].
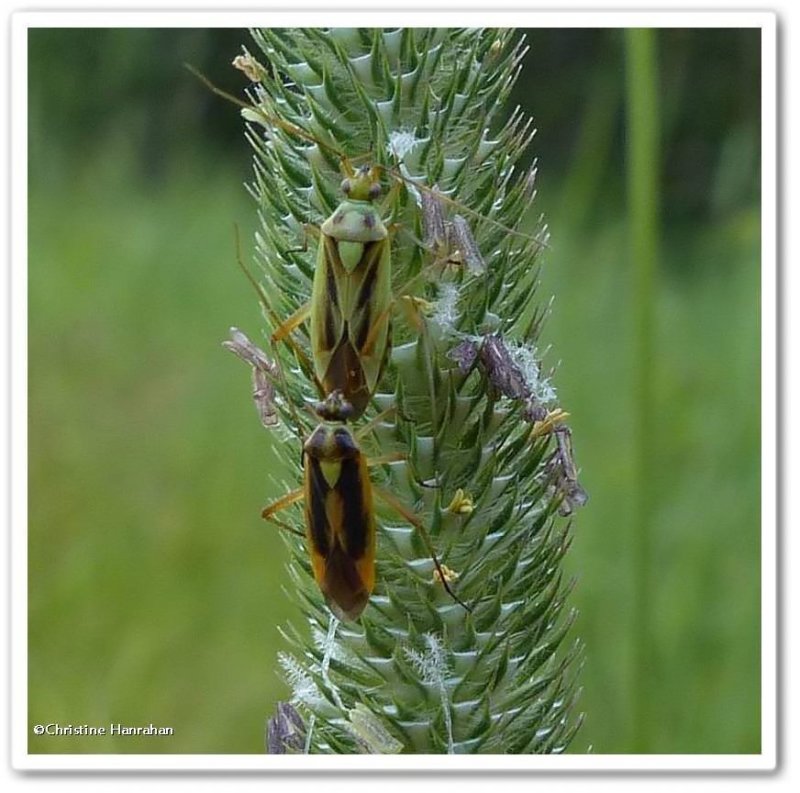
[[27, 27, 761, 754]]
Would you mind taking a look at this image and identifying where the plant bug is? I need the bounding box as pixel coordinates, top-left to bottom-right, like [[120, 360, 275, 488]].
[[260, 390, 470, 622], [265, 391, 376, 621], [241, 158, 481, 428], [270, 163, 393, 422], [265, 159, 497, 424]]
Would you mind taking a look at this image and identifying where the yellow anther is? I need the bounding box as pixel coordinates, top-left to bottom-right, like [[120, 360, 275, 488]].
[[446, 488, 474, 516], [529, 408, 571, 439], [433, 565, 460, 587]]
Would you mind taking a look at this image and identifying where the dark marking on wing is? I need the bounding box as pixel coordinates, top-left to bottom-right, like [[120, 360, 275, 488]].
[[323, 305, 339, 351], [354, 243, 380, 349], [321, 238, 343, 351], [332, 427, 360, 459], [337, 457, 369, 559], [323, 546, 369, 619], [356, 243, 379, 310], [323, 237, 341, 310], [307, 457, 331, 558], [355, 305, 372, 351], [324, 336, 367, 417]]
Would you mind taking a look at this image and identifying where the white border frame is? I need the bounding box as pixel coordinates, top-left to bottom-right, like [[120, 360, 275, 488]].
[[9, 9, 777, 772]]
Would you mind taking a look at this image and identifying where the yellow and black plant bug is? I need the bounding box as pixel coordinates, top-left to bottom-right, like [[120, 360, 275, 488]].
[[264, 391, 376, 620], [261, 390, 470, 622]]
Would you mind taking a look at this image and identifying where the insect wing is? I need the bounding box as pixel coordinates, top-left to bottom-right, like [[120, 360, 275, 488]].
[[347, 238, 391, 397], [310, 234, 391, 419], [303, 438, 376, 621]]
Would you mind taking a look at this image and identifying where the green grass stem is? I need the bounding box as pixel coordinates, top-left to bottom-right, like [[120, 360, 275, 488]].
[[625, 27, 660, 754]]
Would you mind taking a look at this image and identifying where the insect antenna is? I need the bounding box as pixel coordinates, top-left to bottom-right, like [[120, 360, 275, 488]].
[[188, 64, 550, 252], [375, 487, 472, 615], [185, 63, 349, 164]]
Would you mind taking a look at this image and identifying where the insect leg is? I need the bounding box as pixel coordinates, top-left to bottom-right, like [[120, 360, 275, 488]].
[[233, 224, 317, 366], [365, 452, 406, 466], [271, 302, 312, 343], [261, 487, 305, 538], [350, 405, 398, 441], [232, 227, 324, 437], [186, 64, 350, 163]]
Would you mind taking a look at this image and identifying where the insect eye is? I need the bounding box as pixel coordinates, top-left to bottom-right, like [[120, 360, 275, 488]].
[[368, 182, 382, 200], [341, 178, 352, 195]]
